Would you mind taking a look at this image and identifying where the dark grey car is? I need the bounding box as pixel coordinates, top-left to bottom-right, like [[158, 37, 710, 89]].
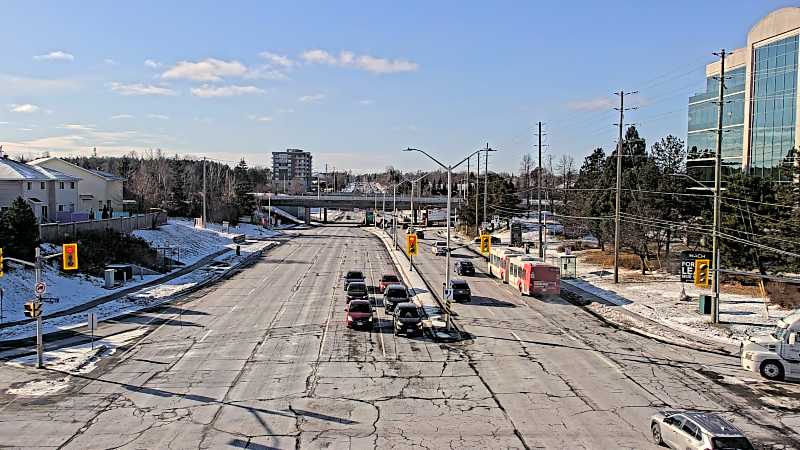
[[346, 281, 369, 301], [383, 284, 409, 312], [447, 279, 472, 302], [393, 303, 423, 336]]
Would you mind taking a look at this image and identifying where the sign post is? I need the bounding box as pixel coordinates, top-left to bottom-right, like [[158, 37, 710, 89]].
[[34, 248, 44, 369], [88, 313, 97, 350]]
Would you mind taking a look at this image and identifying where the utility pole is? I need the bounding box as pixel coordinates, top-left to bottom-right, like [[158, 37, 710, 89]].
[[483, 143, 490, 227], [613, 90, 638, 284], [475, 151, 480, 235], [35, 248, 43, 369], [711, 49, 727, 324], [537, 122, 544, 257], [202, 157, 207, 228]]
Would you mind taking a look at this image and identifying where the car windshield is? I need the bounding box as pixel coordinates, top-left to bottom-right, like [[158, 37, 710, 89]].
[[348, 284, 366, 293], [451, 282, 468, 289], [435, 242, 446, 247], [387, 288, 408, 298], [382, 275, 399, 282], [772, 326, 788, 341], [346, 271, 363, 279], [349, 302, 371, 313], [711, 437, 754, 450], [397, 307, 419, 318], [460, 262, 473, 267]]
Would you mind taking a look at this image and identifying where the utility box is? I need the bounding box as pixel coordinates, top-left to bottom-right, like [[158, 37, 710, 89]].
[[559, 255, 577, 279], [698, 294, 712, 314], [104, 269, 115, 289], [107, 264, 133, 282]]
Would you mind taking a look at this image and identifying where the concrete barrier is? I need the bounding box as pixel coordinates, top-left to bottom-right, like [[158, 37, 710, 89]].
[[39, 211, 167, 241]]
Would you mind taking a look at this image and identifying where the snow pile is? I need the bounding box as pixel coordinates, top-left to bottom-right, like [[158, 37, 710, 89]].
[[6, 328, 148, 396], [133, 221, 234, 264]]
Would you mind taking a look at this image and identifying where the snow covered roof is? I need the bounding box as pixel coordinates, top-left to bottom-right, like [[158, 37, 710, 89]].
[[29, 157, 124, 181], [0, 157, 80, 181], [87, 168, 125, 181]]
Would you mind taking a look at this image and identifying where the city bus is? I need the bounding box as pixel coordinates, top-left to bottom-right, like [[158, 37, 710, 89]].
[[508, 255, 561, 297], [488, 247, 522, 283]]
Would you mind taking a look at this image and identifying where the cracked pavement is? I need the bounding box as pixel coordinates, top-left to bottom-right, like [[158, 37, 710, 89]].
[[0, 225, 797, 449]]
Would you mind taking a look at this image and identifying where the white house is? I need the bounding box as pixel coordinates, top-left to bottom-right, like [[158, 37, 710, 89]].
[[0, 153, 81, 223], [29, 157, 125, 214]]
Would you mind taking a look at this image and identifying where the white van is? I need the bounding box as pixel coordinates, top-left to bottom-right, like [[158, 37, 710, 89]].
[[741, 310, 800, 380]]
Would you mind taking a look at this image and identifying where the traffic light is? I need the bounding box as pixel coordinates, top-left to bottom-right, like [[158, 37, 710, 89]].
[[24, 302, 41, 318], [0, 247, 3, 277], [694, 258, 710, 288], [480, 234, 491, 254], [62, 243, 79, 270], [406, 234, 418, 256]]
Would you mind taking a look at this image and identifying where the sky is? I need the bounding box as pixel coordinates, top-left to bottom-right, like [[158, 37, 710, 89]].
[[0, 1, 797, 174]]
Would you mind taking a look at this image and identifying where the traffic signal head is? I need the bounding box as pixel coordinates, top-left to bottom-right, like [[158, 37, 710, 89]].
[[24, 302, 40, 318], [694, 259, 710, 288], [62, 243, 79, 270], [407, 234, 418, 256], [480, 235, 491, 254]]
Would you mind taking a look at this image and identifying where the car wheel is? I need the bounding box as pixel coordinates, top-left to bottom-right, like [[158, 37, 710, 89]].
[[651, 423, 663, 445], [760, 360, 785, 380]]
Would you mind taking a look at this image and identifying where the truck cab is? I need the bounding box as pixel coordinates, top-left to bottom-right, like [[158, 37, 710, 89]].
[[741, 311, 800, 381]]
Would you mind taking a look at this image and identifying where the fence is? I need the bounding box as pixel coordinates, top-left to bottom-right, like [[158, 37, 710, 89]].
[[39, 211, 168, 242]]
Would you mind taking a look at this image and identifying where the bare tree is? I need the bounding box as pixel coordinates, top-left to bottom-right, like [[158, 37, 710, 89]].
[[519, 153, 533, 212]]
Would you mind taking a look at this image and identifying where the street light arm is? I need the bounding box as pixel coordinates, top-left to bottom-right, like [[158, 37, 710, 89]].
[[404, 148, 448, 171], [452, 148, 487, 171]]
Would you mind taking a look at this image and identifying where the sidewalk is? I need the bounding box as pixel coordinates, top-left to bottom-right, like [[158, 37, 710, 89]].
[[366, 227, 462, 341]]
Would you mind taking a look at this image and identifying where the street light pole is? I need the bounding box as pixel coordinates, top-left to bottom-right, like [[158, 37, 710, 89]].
[[711, 49, 727, 324]]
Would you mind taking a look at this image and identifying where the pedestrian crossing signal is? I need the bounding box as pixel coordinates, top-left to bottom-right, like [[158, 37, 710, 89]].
[[62, 243, 79, 270], [480, 234, 491, 254], [406, 234, 418, 256], [694, 259, 710, 288], [24, 302, 41, 318]]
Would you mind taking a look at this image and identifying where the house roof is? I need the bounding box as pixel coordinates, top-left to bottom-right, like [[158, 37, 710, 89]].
[[28, 157, 125, 181], [0, 157, 80, 181]]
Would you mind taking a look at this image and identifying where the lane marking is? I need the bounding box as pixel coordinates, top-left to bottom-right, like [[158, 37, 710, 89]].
[[230, 305, 238, 312], [199, 330, 213, 343]]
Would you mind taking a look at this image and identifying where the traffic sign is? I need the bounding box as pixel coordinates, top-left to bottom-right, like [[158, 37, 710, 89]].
[[34, 282, 46, 296]]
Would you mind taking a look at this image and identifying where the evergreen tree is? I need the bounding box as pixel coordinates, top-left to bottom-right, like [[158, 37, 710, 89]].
[[0, 197, 40, 260], [234, 158, 255, 217]]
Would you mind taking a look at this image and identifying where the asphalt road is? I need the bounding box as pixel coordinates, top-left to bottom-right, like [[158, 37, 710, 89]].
[[0, 224, 797, 449], [409, 230, 800, 449]]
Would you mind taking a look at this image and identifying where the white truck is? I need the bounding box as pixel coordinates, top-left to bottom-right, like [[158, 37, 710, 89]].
[[741, 310, 800, 381]]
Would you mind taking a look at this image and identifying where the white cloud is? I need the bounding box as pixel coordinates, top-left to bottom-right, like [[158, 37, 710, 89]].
[[109, 82, 176, 96], [300, 49, 418, 74], [298, 94, 325, 103], [110, 114, 134, 120], [566, 97, 617, 111], [0, 121, 8, 125], [259, 52, 294, 68], [10, 104, 40, 113], [248, 115, 273, 122], [144, 59, 162, 68], [162, 58, 248, 82], [104, 58, 117, 65], [358, 99, 374, 105], [243, 66, 289, 81], [190, 84, 265, 98], [278, 108, 294, 114], [34, 50, 74, 61], [147, 114, 169, 120], [60, 123, 96, 131]]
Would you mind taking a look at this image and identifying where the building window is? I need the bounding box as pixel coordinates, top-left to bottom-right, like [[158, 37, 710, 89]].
[[40, 182, 46, 189], [58, 205, 64, 212], [26, 182, 31, 190], [70, 182, 75, 189], [59, 182, 65, 190]]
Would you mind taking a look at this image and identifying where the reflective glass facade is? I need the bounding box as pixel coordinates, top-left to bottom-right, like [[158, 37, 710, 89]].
[[749, 35, 798, 181], [687, 66, 746, 183]]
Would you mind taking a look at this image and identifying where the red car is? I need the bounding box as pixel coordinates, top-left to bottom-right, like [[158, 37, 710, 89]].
[[378, 274, 401, 293], [345, 299, 374, 329]]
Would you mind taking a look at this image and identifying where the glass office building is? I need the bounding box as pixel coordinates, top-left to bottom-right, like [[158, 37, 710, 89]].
[[687, 8, 800, 183]]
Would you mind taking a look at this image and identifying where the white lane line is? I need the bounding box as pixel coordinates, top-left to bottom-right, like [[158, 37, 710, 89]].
[[199, 330, 213, 343], [248, 287, 256, 296], [511, 331, 523, 343], [230, 305, 238, 312]]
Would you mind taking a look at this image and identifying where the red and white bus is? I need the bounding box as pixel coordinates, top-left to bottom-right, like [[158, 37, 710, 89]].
[[488, 247, 522, 283], [508, 255, 561, 296]]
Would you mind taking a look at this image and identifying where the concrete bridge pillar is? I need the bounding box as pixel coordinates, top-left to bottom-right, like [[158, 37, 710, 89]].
[[323, 208, 328, 223], [304, 207, 311, 225]]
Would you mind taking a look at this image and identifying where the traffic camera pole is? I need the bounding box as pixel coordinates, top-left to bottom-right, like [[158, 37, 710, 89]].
[[35, 247, 43, 369]]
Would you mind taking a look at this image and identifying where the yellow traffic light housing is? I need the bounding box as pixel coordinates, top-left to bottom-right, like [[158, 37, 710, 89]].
[[62, 243, 79, 270], [694, 258, 710, 288], [406, 234, 418, 256], [24, 302, 41, 318], [480, 234, 491, 254]]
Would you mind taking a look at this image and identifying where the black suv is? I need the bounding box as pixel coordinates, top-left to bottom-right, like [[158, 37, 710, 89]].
[[447, 279, 472, 302], [454, 260, 475, 276], [343, 270, 365, 290], [383, 284, 410, 313], [393, 303, 423, 336]]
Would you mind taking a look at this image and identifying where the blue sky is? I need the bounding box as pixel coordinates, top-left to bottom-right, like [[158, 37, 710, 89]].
[[0, 1, 796, 173]]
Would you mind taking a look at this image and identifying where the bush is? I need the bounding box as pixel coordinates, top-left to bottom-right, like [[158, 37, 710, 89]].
[[53, 230, 165, 276], [0, 197, 40, 261]]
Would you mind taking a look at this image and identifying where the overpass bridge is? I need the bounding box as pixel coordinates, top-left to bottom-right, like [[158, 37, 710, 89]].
[[252, 193, 457, 224]]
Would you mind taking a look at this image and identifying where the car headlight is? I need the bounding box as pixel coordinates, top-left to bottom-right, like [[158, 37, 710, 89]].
[[368, 316, 373, 321], [416, 322, 423, 327]]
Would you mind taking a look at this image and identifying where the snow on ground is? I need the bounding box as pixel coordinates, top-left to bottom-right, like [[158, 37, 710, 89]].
[[5, 327, 149, 396], [133, 220, 233, 265], [570, 255, 796, 345]]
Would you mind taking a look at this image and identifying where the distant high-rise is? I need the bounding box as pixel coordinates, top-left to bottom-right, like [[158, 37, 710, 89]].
[[687, 7, 800, 183], [272, 148, 313, 192]]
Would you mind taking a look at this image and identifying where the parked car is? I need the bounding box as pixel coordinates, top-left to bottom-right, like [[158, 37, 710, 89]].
[[378, 274, 401, 293], [432, 241, 448, 256], [346, 281, 369, 301], [345, 299, 374, 330], [650, 411, 754, 450], [393, 303, 423, 336], [446, 279, 472, 303], [383, 284, 410, 312], [343, 270, 365, 290], [454, 260, 475, 276]]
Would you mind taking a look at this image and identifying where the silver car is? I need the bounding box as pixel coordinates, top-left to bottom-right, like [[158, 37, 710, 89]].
[[650, 411, 754, 450]]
